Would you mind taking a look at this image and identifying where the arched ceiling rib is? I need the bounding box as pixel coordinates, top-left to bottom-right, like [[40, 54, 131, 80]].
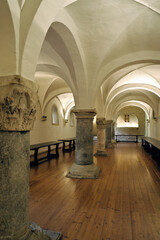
[[21, 0, 78, 80], [112, 100, 151, 121], [105, 89, 159, 119], [131, 0, 160, 15], [102, 65, 160, 112], [36, 64, 75, 94], [2, 0, 160, 114], [17, 0, 26, 9], [35, 72, 72, 114], [106, 86, 160, 111], [67, 0, 160, 105], [111, 70, 160, 91], [20, 0, 160, 103]]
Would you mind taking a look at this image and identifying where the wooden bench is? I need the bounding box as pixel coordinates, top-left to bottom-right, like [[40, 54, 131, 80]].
[[115, 135, 143, 143], [58, 138, 76, 152], [142, 137, 160, 166], [30, 141, 63, 165]]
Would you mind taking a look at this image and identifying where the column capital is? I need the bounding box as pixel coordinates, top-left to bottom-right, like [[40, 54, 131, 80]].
[[0, 75, 38, 131], [106, 120, 113, 124], [96, 118, 106, 129], [73, 109, 96, 119]]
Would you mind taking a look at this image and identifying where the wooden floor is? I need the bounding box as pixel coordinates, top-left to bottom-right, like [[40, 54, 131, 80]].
[[29, 143, 160, 240]]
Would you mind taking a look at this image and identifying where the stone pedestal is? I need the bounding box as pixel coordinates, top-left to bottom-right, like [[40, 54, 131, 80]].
[[94, 118, 107, 157], [66, 109, 101, 179], [105, 120, 114, 148], [0, 76, 62, 240]]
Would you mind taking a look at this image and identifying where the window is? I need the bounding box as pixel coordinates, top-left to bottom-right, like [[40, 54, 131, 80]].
[[125, 114, 129, 122], [52, 105, 59, 125]]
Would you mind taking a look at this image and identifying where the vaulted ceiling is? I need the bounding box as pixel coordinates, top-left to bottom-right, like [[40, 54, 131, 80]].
[[1, 0, 160, 119]]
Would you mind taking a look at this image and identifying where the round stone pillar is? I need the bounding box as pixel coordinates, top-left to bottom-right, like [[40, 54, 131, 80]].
[[105, 120, 114, 148], [111, 122, 116, 144], [67, 109, 101, 179], [94, 118, 107, 156], [0, 76, 61, 240], [0, 131, 31, 240]]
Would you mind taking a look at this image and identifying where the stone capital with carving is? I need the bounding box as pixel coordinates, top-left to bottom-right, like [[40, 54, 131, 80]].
[[72, 109, 96, 119], [96, 118, 106, 129], [106, 120, 113, 124], [0, 75, 38, 131]]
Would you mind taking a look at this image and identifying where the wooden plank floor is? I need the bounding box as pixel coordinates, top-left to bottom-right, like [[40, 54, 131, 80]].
[[29, 143, 160, 240]]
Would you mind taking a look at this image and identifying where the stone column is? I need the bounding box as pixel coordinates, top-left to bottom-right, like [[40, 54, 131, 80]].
[[0, 76, 61, 240], [94, 118, 107, 156], [105, 120, 114, 148], [66, 109, 101, 179]]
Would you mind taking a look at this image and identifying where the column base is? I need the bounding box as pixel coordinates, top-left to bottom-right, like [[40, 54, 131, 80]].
[[94, 150, 107, 157], [1, 223, 62, 240], [111, 139, 116, 144], [106, 143, 114, 148], [27, 222, 62, 240], [66, 163, 101, 179]]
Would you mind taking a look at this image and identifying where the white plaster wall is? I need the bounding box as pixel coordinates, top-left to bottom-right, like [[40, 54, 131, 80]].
[[150, 117, 157, 139], [156, 100, 160, 140], [30, 97, 76, 145], [149, 106, 160, 140], [156, 119, 160, 140]]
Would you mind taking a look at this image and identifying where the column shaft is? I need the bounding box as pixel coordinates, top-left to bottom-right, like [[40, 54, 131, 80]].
[[75, 118, 94, 165], [0, 76, 61, 240], [0, 132, 30, 240], [94, 118, 107, 156], [105, 120, 114, 148], [67, 109, 101, 179], [111, 122, 116, 143]]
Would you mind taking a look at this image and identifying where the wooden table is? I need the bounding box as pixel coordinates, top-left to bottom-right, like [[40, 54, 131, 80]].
[[58, 138, 76, 152], [30, 141, 63, 165], [115, 135, 143, 143]]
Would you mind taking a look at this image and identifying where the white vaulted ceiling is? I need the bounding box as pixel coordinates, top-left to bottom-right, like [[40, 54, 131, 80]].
[[1, 0, 160, 117]]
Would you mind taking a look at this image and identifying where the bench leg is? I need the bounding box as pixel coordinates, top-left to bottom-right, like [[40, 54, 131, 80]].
[[47, 145, 51, 159], [73, 140, 75, 150], [34, 149, 38, 165], [62, 142, 65, 152], [69, 141, 72, 151], [56, 144, 59, 157]]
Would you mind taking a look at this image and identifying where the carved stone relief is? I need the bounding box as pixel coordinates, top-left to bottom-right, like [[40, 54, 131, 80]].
[[0, 76, 38, 131], [96, 118, 107, 129]]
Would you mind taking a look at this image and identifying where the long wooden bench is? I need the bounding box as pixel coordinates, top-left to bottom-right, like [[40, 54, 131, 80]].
[[30, 141, 63, 165], [115, 134, 143, 143], [58, 138, 76, 152], [142, 137, 160, 167]]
